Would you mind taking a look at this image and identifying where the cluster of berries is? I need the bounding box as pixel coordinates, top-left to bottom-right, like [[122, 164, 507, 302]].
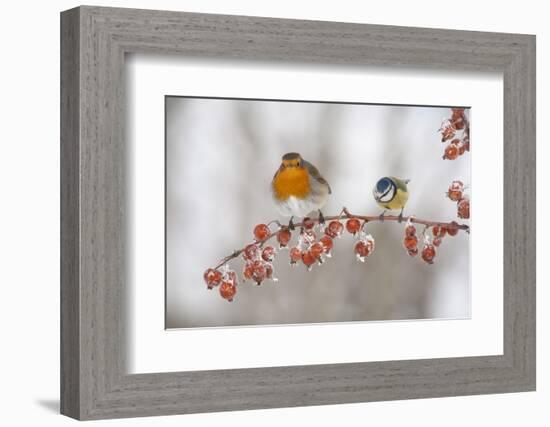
[[286, 218, 344, 270], [447, 180, 470, 219], [440, 108, 470, 160], [239, 225, 278, 286], [402, 219, 460, 264], [204, 217, 379, 301], [203, 267, 238, 302]]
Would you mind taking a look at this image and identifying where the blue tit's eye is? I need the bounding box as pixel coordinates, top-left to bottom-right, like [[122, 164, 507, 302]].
[[376, 178, 390, 194]]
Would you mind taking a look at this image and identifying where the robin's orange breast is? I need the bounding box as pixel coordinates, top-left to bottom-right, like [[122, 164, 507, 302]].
[[272, 167, 311, 201]]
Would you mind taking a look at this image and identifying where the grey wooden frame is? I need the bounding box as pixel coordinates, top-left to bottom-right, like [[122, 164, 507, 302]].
[[60, 5, 536, 420]]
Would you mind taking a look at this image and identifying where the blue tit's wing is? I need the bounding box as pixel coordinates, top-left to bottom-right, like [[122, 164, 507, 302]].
[[304, 160, 331, 194], [391, 177, 410, 192]]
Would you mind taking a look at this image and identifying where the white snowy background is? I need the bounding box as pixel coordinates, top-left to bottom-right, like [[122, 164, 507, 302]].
[[166, 97, 470, 328]]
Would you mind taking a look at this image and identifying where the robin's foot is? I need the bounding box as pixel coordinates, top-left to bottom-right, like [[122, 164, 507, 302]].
[[379, 210, 386, 222], [318, 210, 325, 225], [288, 216, 295, 231]]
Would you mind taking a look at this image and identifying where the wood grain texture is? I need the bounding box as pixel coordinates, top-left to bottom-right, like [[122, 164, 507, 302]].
[[60, 5, 536, 420]]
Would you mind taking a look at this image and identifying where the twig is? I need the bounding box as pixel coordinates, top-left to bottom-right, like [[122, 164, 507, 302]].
[[214, 209, 469, 270]]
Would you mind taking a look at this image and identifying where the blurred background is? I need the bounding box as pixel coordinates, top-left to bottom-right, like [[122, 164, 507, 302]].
[[166, 97, 470, 328]]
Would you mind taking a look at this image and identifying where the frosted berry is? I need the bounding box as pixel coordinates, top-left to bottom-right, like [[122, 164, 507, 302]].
[[261, 246, 275, 262], [253, 224, 270, 241], [447, 180, 464, 201], [243, 243, 260, 261], [251, 260, 267, 285], [301, 251, 316, 270], [408, 247, 418, 257], [457, 197, 470, 219], [451, 108, 465, 121], [355, 237, 374, 261], [310, 242, 324, 259], [345, 218, 361, 235], [443, 144, 459, 160], [452, 117, 465, 130], [219, 281, 237, 301], [320, 235, 334, 254], [403, 235, 418, 251], [441, 125, 455, 142], [421, 244, 436, 264], [277, 228, 292, 248], [446, 222, 459, 236], [203, 268, 222, 289], [289, 247, 302, 264], [433, 237, 443, 247], [405, 225, 416, 237], [243, 263, 253, 280], [432, 226, 446, 238], [302, 217, 315, 230], [325, 220, 344, 238]]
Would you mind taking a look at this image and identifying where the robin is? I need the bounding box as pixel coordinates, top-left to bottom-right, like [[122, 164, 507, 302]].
[[373, 176, 410, 222], [271, 152, 331, 228]]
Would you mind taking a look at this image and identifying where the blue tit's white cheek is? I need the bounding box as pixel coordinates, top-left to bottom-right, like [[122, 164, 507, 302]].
[[378, 187, 395, 203]]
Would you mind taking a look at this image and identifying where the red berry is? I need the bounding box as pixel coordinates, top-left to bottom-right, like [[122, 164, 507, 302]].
[[253, 224, 270, 241], [447, 180, 464, 201], [320, 235, 334, 253], [446, 222, 459, 236], [310, 242, 324, 259], [354, 238, 374, 260], [243, 243, 260, 261], [301, 251, 316, 269], [421, 244, 436, 264], [345, 218, 361, 235], [433, 237, 443, 247], [444, 144, 459, 160], [403, 235, 418, 251], [261, 246, 275, 262], [408, 247, 418, 257], [457, 197, 470, 219], [243, 263, 253, 280], [452, 117, 465, 130], [203, 268, 222, 289], [276, 228, 292, 248], [289, 247, 302, 264], [251, 260, 267, 284], [451, 108, 465, 120], [441, 125, 455, 142], [302, 217, 315, 230], [325, 220, 343, 238], [405, 225, 416, 237], [219, 281, 237, 301], [432, 226, 447, 238]]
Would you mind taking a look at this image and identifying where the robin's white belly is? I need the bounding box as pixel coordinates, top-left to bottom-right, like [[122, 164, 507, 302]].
[[274, 196, 324, 218]]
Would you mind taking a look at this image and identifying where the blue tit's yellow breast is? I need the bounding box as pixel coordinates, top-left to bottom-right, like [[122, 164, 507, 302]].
[[380, 187, 409, 210], [272, 167, 311, 201]]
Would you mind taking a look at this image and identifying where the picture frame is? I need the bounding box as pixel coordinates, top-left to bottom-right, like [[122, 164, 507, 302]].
[[60, 5, 535, 420]]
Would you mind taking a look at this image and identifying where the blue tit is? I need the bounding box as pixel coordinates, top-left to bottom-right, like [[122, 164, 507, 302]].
[[373, 176, 410, 222]]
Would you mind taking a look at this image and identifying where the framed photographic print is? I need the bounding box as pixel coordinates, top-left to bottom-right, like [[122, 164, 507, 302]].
[[61, 6, 535, 420]]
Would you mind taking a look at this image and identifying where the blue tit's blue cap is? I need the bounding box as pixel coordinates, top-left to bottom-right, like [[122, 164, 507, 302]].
[[376, 177, 391, 194]]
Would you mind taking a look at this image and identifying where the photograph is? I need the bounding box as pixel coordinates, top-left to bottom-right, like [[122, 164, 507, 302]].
[[166, 97, 471, 329]]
